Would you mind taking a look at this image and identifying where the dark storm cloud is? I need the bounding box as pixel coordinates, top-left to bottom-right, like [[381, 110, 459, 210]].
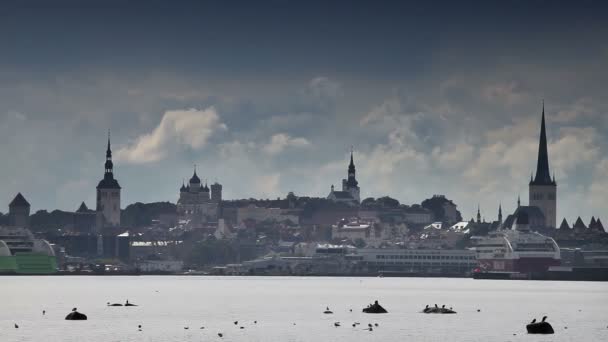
[[0, 0, 606, 222]]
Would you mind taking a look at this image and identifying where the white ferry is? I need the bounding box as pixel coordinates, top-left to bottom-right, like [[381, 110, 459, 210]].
[[472, 212, 560, 273]]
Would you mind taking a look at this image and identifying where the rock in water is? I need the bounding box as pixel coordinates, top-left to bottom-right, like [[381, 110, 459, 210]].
[[526, 321, 554, 334], [65, 311, 87, 320], [362, 301, 388, 314]]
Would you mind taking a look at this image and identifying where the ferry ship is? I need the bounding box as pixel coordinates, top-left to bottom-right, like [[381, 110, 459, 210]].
[[0, 226, 57, 274], [472, 212, 560, 273]]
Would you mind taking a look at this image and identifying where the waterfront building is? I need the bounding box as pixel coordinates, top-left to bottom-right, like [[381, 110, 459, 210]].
[[0, 195, 57, 274], [327, 150, 360, 205], [331, 218, 385, 247], [350, 248, 478, 275]]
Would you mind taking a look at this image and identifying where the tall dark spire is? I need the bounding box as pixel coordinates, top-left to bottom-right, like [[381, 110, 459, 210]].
[[98, 132, 121, 189], [105, 130, 113, 174], [348, 146, 355, 174], [345, 147, 358, 187], [106, 130, 112, 159], [532, 102, 554, 185]]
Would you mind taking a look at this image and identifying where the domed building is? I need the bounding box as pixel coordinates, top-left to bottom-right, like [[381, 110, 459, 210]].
[[177, 167, 222, 225]]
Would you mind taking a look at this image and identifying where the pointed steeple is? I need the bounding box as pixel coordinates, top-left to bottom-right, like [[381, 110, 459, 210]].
[[517, 195, 521, 208], [573, 217, 587, 230], [590, 216, 597, 230], [189, 165, 201, 184], [97, 132, 121, 189], [348, 146, 355, 174], [596, 218, 605, 232], [531, 102, 554, 185], [476, 204, 481, 223], [345, 147, 358, 187], [498, 203, 503, 224], [104, 130, 114, 175], [559, 218, 570, 230], [106, 130, 112, 158]]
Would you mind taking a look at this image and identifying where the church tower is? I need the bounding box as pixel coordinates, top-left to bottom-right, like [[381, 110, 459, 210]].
[[529, 103, 557, 228], [96, 132, 121, 229], [498, 203, 503, 227], [341, 149, 360, 203]]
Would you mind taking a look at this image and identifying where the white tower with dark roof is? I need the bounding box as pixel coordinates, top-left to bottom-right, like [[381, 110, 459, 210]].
[[528, 103, 557, 228]]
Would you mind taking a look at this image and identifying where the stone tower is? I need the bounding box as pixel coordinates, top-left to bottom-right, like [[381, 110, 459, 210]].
[[529, 103, 557, 228], [96, 132, 121, 229], [211, 182, 223, 203], [8, 193, 30, 228], [341, 149, 360, 203]]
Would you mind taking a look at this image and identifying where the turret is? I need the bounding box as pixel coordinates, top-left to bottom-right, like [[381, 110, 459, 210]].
[[8, 193, 30, 228], [210, 182, 223, 202]]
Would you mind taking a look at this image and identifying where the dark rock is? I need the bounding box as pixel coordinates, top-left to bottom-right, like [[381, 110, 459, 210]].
[[527, 322, 554, 334], [422, 307, 457, 314], [362, 301, 388, 314], [65, 311, 87, 320]]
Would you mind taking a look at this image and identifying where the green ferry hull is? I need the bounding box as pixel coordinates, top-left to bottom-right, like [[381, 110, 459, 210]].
[[0, 253, 57, 274]]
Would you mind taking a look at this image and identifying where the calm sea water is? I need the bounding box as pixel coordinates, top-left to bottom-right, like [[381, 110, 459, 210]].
[[1, 276, 607, 342]]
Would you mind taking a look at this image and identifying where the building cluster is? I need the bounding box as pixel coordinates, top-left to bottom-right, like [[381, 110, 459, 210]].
[[1, 103, 607, 276]]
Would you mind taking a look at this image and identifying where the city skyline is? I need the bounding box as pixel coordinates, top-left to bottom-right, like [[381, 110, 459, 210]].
[[1, 1, 607, 222]]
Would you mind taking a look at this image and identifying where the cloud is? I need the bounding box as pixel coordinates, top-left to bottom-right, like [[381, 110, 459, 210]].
[[481, 81, 528, 106], [253, 173, 282, 198], [116, 107, 227, 163], [299, 76, 343, 112], [262, 133, 310, 155]]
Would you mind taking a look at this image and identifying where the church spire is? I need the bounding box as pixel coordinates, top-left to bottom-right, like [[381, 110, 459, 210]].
[[348, 146, 355, 174], [477, 204, 481, 223], [517, 195, 521, 208], [532, 101, 553, 185], [106, 130, 112, 160], [104, 130, 113, 174]]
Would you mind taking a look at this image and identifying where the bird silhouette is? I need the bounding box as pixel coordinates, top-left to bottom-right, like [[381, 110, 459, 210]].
[[234, 321, 238, 325], [334, 322, 340, 327], [218, 333, 223, 337], [14, 323, 19, 329]]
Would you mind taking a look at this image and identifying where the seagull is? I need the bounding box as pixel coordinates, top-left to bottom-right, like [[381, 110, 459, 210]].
[[234, 321, 238, 325], [14, 323, 19, 329], [42, 310, 46, 315], [374, 323, 379, 327], [184, 327, 189, 330], [334, 322, 340, 327], [218, 333, 223, 337], [254, 321, 257, 324], [240, 327, 244, 329]]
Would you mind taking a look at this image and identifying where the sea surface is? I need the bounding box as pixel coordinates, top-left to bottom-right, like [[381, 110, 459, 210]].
[[1, 276, 607, 342]]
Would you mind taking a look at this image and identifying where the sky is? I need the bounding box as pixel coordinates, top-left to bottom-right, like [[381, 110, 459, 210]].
[[0, 1, 607, 223]]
